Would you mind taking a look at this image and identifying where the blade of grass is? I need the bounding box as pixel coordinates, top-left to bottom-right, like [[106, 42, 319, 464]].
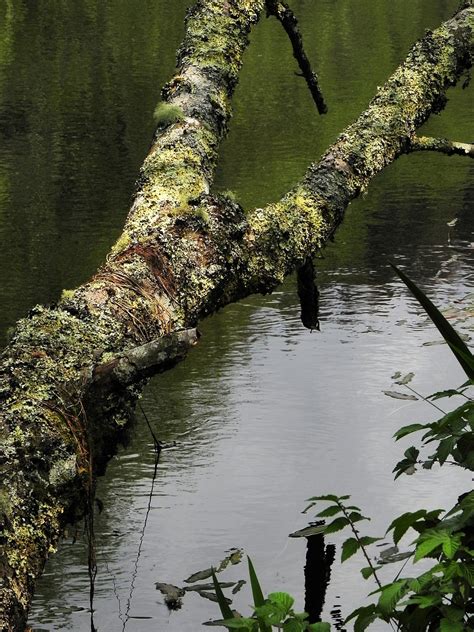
[[247, 558, 272, 632], [247, 557, 265, 607], [211, 568, 234, 621], [390, 263, 474, 380]]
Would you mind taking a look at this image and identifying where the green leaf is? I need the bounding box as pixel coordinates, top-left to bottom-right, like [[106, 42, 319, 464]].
[[414, 531, 447, 561], [282, 618, 306, 632], [267, 592, 294, 616], [442, 533, 462, 559], [247, 557, 265, 608], [387, 509, 428, 544], [390, 263, 474, 379], [219, 619, 257, 630], [316, 505, 342, 518], [212, 568, 235, 621], [341, 538, 360, 562], [394, 423, 427, 440], [360, 566, 379, 580], [308, 624, 331, 632], [377, 580, 407, 614], [440, 619, 464, 632], [324, 517, 350, 534], [307, 495, 350, 502], [429, 389, 463, 400], [406, 594, 441, 609], [436, 436, 457, 465], [345, 604, 377, 632]]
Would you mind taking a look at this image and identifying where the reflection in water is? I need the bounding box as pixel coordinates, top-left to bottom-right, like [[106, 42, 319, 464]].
[[297, 259, 320, 331], [0, 0, 469, 630]]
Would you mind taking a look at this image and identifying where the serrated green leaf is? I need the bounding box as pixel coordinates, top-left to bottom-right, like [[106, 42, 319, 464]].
[[324, 517, 350, 534], [414, 531, 446, 562], [442, 533, 462, 559], [360, 566, 378, 580], [440, 619, 464, 632], [429, 389, 462, 400], [394, 423, 427, 440], [358, 536, 380, 546], [316, 505, 342, 518], [341, 538, 360, 562], [377, 580, 407, 614], [307, 495, 350, 502], [345, 604, 377, 632], [267, 592, 294, 615], [387, 509, 428, 544]]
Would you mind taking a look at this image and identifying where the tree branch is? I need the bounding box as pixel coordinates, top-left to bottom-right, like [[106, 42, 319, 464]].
[[408, 135, 474, 158], [0, 1, 472, 628], [266, 0, 327, 114]]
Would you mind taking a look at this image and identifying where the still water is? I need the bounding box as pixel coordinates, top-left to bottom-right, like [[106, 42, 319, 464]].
[[0, 0, 472, 629]]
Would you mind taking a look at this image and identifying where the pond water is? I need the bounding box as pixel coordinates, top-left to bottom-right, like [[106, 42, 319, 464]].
[[0, 0, 472, 630]]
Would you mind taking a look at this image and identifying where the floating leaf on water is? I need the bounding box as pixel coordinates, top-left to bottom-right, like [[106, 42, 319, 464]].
[[232, 580, 246, 594], [184, 582, 235, 592], [197, 590, 232, 604], [379, 545, 399, 560], [203, 612, 243, 626], [391, 371, 402, 380], [155, 583, 185, 610], [184, 568, 213, 583], [395, 372, 415, 385], [378, 551, 412, 565], [383, 391, 418, 401], [289, 523, 326, 538], [217, 548, 243, 572]]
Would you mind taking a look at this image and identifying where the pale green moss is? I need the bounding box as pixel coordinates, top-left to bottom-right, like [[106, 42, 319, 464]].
[[153, 102, 185, 128]]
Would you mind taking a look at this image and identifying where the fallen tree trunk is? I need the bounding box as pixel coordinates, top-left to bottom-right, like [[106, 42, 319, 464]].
[[0, 0, 473, 629]]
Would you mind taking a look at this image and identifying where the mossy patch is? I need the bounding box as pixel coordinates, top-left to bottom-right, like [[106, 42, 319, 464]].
[[153, 102, 185, 128]]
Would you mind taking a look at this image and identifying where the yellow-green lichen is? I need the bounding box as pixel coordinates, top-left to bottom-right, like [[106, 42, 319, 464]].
[[110, 232, 132, 256], [60, 289, 76, 301]]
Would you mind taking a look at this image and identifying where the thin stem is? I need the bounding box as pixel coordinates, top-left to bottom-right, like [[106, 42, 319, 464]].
[[403, 384, 446, 414], [337, 503, 381, 589]]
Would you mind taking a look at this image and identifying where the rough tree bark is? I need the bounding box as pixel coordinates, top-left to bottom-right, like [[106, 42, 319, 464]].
[[0, 0, 473, 629]]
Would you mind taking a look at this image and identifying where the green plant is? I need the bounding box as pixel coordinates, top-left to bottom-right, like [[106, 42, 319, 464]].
[[306, 267, 474, 631], [211, 557, 330, 631]]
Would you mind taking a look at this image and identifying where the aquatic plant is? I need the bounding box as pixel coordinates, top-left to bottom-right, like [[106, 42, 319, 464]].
[[211, 557, 330, 631], [209, 267, 474, 631]]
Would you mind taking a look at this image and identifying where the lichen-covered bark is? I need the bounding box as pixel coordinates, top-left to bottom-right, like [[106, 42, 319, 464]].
[[0, 1, 473, 629]]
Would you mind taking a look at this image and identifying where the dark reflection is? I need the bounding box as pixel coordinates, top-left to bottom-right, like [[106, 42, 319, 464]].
[[297, 258, 320, 331], [304, 532, 335, 624], [290, 522, 336, 624]]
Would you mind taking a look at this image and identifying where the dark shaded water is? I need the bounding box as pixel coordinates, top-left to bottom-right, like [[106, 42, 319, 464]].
[[0, 0, 472, 629]]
